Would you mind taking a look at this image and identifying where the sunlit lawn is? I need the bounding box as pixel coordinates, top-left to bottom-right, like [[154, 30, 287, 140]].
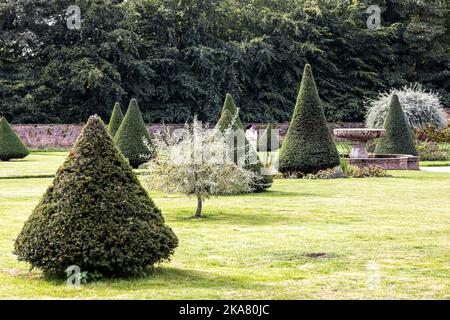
[[0, 152, 449, 299]]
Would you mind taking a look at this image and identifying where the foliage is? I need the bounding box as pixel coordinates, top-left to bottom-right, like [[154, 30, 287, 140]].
[[375, 94, 418, 156], [417, 141, 450, 161], [416, 123, 450, 143], [114, 99, 155, 168], [366, 83, 447, 130], [1, 0, 448, 124], [351, 165, 390, 178], [0, 116, 29, 161], [278, 64, 340, 175], [215, 94, 272, 192], [145, 118, 254, 218], [107, 102, 124, 137], [303, 168, 346, 180], [14, 115, 178, 277]]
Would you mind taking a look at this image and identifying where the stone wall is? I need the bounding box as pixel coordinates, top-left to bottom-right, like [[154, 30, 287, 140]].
[[12, 122, 364, 148]]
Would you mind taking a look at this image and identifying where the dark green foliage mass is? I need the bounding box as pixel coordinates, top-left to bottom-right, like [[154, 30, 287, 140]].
[[279, 64, 340, 175], [258, 123, 279, 152], [107, 102, 124, 137], [0, 116, 29, 161], [216, 94, 272, 192], [114, 99, 155, 168], [374, 94, 418, 156], [14, 115, 178, 277], [1, 1, 447, 124]]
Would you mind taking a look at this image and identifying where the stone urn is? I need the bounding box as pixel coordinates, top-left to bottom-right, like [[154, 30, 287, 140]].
[[334, 128, 385, 159]]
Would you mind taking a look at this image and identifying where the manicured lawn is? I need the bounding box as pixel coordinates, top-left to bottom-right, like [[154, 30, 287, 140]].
[[0, 154, 449, 299]]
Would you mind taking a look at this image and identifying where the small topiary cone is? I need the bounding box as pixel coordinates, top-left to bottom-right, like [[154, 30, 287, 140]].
[[375, 94, 418, 156], [215, 94, 272, 192], [107, 102, 124, 137], [14, 115, 178, 277], [114, 99, 155, 168], [0, 117, 29, 161]]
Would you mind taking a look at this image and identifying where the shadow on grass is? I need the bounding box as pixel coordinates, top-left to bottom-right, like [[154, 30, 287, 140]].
[[13, 266, 267, 292]]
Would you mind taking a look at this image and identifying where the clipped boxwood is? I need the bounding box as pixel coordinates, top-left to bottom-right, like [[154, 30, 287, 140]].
[[14, 115, 178, 278], [216, 94, 272, 192], [107, 102, 124, 137], [278, 64, 340, 174], [374, 94, 418, 156], [114, 99, 155, 168], [0, 117, 29, 161]]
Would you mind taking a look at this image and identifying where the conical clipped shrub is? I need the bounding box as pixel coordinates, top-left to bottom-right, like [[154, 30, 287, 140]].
[[258, 123, 279, 152], [107, 102, 124, 137], [216, 95, 272, 192], [114, 99, 155, 168], [374, 94, 418, 156], [0, 117, 29, 161], [279, 64, 340, 174], [218, 93, 243, 129], [14, 116, 178, 277]]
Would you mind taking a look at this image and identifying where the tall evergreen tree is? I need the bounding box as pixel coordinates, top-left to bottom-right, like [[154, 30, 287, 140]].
[[374, 94, 418, 156], [114, 99, 155, 168], [279, 64, 340, 175], [14, 115, 178, 277], [0, 117, 29, 161], [107, 102, 124, 137]]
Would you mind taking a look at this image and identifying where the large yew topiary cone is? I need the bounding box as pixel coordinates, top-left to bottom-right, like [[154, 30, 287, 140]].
[[14, 116, 178, 277], [278, 64, 340, 174], [107, 102, 124, 137], [114, 99, 155, 168], [374, 94, 418, 156], [216, 95, 272, 192], [0, 117, 29, 161]]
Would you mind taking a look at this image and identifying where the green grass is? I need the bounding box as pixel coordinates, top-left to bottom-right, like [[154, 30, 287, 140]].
[[0, 153, 449, 299], [419, 161, 450, 167]]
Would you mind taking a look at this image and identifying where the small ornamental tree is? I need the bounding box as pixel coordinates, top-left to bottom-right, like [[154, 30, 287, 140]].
[[375, 94, 418, 156], [278, 64, 340, 175], [14, 116, 178, 277], [0, 117, 29, 161], [215, 94, 272, 192], [107, 102, 124, 137], [114, 99, 155, 168], [146, 118, 254, 218]]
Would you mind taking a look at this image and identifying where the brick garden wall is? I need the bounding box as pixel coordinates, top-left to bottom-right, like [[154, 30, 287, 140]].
[[12, 122, 365, 148]]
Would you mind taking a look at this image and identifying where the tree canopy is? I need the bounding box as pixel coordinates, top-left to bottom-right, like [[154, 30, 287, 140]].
[[1, 0, 448, 124]]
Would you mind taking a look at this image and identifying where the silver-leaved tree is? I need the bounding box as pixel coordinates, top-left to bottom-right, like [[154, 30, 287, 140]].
[[144, 117, 255, 218]]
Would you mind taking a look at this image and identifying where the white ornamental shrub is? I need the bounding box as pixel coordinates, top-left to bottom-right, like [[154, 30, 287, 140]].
[[365, 83, 447, 130]]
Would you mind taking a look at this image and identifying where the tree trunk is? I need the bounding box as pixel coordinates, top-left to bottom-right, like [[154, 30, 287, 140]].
[[194, 191, 202, 219]]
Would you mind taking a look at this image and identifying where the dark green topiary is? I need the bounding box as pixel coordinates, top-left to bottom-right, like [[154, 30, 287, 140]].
[[114, 99, 155, 168], [218, 93, 244, 129], [14, 115, 178, 278], [216, 95, 272, 192], [374, 94, 418, 156], [107, 102, 124, 137], [278, 64, 340, 174], [0, 117, 29, 161], [258, 123, 279, 152]]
